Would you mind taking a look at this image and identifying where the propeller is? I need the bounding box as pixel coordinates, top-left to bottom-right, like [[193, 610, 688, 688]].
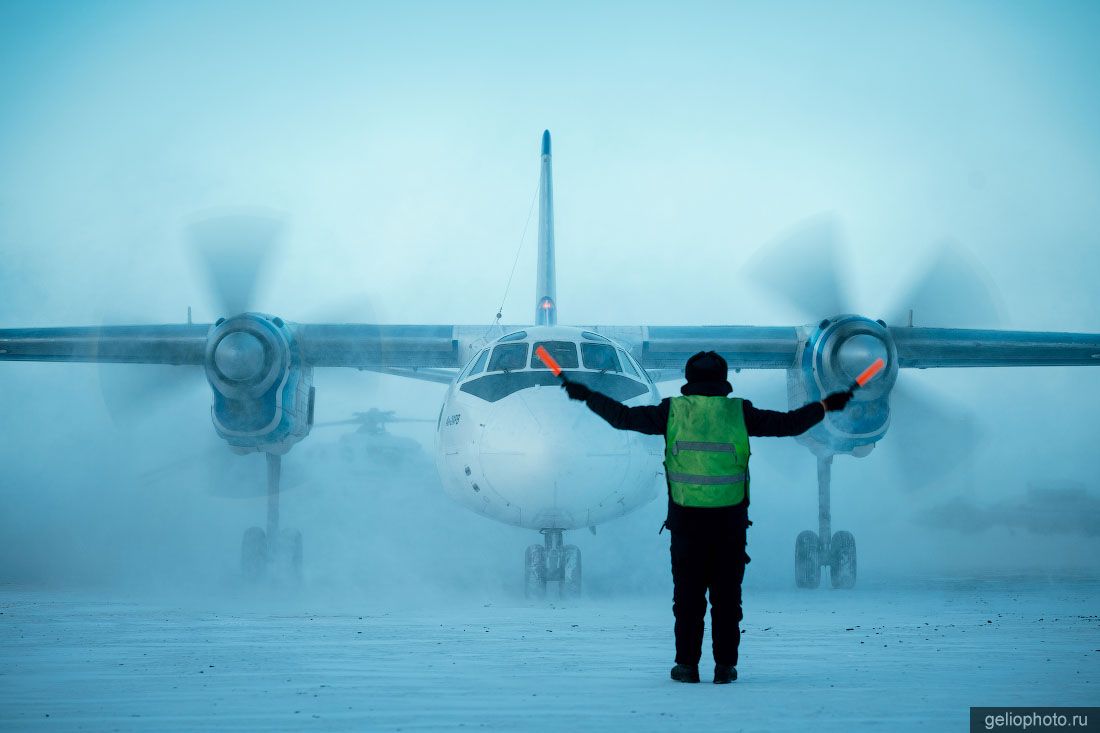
[[137, 435, 309, 498], [94, 308, 208, 426], [99, 209, 395, 437], [96, 211, 285, 425], [743, 213, 849, 320], [885, 380, 980, 492], [744, 212, 1003, 489], [745, 213, 1004, 329], [889, 237, 1005, 329], [188, 209, 285, 317], [97, 362, 207, 425]]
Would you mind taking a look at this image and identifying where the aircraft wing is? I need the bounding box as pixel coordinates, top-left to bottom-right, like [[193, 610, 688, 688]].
[[598, 325, 1100, 371], [888, 327, 1100, 368], [295, 325, 468, 368], [0, 325, 210, 364], [5, 323, 1099, 373], [596, 326, 802, 370], [0, 323, 507, 370]]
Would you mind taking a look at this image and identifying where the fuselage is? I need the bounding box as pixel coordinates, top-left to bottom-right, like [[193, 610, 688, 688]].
[[435, 326, 666, 530]]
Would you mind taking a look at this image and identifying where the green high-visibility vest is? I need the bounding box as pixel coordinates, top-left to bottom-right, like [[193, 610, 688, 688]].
[[665, 395, 750, 508]]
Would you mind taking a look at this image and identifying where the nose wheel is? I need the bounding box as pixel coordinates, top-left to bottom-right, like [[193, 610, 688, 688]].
[[241, 453, 303, 582], [794, 456, 857, 589], [525, 529, 581, 598]]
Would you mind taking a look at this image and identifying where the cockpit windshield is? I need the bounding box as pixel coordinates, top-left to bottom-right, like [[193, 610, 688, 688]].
[[580, 343, 620, 372], [530, 341, 579, 370], [458, 335, 651, 403], [460, 370, 649, 403], [487, 343, 528, 372]]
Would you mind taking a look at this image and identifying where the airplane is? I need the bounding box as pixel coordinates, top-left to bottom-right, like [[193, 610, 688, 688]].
[[309, 409, 434, 473], [3, 130, 1100, 595]]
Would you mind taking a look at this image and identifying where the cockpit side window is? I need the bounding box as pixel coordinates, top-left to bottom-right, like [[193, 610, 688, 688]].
[[530, 341, 579, 369], [617, 349, 640, 378], [468, 349, 489, 377], [581, 343, 621, 372], [488, 343, 528, 372], [457, 351, 479, 380]]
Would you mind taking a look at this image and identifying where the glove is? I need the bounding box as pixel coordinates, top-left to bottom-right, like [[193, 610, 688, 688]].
[[560, 377, 592, 402], [821, 389, 854, 412]]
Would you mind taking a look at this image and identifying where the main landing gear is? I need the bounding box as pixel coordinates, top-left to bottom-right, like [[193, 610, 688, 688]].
[[795, 456, 856, 589], [525, 529, 581, 599], [241, 453, 303, 583]]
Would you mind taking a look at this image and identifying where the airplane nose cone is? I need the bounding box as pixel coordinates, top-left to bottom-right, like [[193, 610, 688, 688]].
[[478, 385, 630, 527]]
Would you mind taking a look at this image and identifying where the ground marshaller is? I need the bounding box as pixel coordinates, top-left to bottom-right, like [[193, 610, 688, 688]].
[[557, 350, 852, 684]]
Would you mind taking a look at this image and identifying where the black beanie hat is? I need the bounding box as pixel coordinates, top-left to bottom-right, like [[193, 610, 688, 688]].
[[684, 351, 728, 384]]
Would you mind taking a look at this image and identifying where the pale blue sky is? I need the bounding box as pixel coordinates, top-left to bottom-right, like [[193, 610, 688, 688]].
[[2, 0, 1099, 328]]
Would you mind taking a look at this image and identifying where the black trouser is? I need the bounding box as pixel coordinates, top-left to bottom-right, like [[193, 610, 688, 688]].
[[670, 522, 749, 667]]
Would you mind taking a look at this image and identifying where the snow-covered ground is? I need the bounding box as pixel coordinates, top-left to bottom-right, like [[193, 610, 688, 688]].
[[2, 577, 1097, 732]]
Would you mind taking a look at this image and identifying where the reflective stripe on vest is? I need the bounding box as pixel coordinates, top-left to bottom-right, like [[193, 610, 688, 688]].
[[671, 441, 736, 456], [667, 472, 747, 485], [665, 395, 750, 508]]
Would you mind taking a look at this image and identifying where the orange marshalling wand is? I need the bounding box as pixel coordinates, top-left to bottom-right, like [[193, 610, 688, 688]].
[[854, 357, 885, 387], [535, 345, 563, 376]]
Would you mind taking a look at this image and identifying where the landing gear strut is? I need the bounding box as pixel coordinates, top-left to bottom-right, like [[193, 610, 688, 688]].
[[241, 453, 303, 582], [525, 529, 581, 599], [794, 456, 857, 589]]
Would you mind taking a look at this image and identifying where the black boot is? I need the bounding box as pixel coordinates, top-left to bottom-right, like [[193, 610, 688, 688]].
[[670, 663, 700, 683], [713, 664, 737, 684]]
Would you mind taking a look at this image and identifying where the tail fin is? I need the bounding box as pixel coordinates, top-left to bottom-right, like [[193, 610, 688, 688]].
[[535, 130, 557, 325]]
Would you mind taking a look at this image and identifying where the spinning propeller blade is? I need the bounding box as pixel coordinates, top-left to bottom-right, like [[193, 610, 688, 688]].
[[889, 239, 1005, 328], [745, 214, 998, 490], [885, 379, 983, 491], [98, 363, 205, 425], [95, 310, 205, 425], [188, 210, 284, 317], [743, 212, 851, 320]]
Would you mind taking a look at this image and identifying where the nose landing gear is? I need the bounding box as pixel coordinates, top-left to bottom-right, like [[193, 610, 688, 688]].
[[794, 456, 857, 589], [525, 529, 582, 599], [241, 453, 303, 583]]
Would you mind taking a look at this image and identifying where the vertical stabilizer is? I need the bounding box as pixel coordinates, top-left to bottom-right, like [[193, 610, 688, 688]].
[[535, 130, 557, 325]]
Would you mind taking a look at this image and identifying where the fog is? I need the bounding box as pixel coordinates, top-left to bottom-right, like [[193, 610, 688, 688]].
[[1, 1, 1099, 608]]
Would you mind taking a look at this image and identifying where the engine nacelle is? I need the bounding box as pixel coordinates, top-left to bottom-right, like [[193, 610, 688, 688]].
[[204, 313, 314, 454], [789, 315, 898, 457]]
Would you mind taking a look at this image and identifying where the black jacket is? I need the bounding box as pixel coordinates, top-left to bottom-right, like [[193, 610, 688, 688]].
[[580, 382, 825, 533]]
